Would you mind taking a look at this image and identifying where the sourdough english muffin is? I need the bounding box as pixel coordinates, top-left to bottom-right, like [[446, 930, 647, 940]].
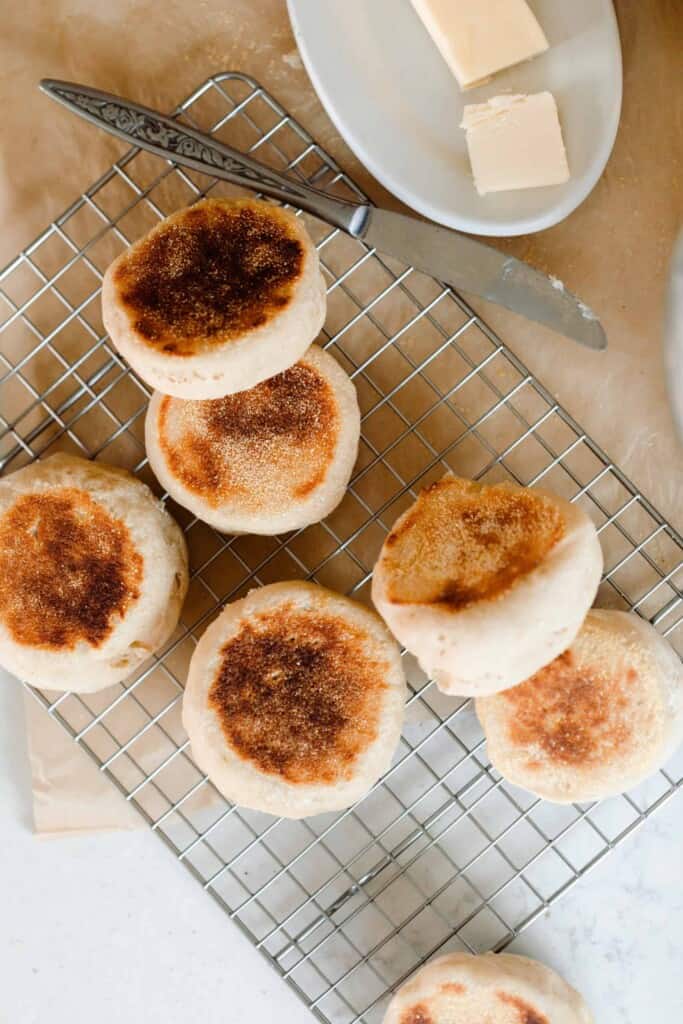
[[372, 474, 603, 696], [102, 198, 326, 398], [183, 582, 406, 817], [477, 609, 683, 803], [145, 344, 360, 534], [0, 454, 188, 693], [383, 952, 593, 1024]]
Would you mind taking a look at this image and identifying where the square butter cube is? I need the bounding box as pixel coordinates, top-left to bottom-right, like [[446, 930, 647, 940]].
[[411, 0, 548, 90], [461, 92, 570, 195]]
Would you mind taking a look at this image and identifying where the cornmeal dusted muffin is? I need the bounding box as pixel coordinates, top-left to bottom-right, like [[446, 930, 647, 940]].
[[102, 197, 326, 398], [145, 344, 359, 534], [182, 581, 406, 818]]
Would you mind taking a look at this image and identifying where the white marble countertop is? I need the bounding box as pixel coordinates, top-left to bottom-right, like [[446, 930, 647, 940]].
[[2, 676, 682, 1023]]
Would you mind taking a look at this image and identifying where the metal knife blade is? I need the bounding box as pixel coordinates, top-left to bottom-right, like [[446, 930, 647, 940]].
[[361, 209, 606, 350], [40, 78, 606, 350]]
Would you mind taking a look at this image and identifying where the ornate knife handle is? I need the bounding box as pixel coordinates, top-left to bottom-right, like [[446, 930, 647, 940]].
[[40, 80, 370, 237]]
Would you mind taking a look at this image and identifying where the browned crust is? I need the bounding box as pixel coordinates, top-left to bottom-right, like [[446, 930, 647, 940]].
[[207, 604, 388, 785], [440, 983, 466, 995], [400, 985, 545, 1023], [496, 991, 549, 1024], [112, 199, 304, 355], [382, 477, 565, 609], [157, 361, 338, 510], [0, 488, 143, 650], [400, 1004, 432, 1024], [501, 650, 634, 768]]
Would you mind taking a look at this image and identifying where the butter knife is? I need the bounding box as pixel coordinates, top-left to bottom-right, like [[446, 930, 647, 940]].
[[40, 79, 606, 350]]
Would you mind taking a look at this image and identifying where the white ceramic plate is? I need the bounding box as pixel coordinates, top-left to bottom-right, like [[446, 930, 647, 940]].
[[287, 0, 622, 236]]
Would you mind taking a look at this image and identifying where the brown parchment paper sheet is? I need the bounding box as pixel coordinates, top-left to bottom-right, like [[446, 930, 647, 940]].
[[1, 0, 681, 833], [23, 690, 141, 835]]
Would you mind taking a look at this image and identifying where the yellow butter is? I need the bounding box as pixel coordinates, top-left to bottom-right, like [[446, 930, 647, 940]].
[[411, 0, 548, 90], [461, 92, 570, 195]]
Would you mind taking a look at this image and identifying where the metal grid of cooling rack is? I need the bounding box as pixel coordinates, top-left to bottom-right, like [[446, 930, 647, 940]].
[[1, 72, 682, 1024]]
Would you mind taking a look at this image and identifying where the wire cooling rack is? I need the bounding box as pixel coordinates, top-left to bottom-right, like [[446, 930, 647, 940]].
[[2, 72, 682, 1024]]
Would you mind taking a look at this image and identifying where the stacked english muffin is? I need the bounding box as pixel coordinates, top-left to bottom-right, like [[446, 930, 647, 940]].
[[373, 473, 683, 803]]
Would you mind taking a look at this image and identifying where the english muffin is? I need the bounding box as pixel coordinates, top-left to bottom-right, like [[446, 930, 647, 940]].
[[145, 344, 360, 534], [477, 609, 683, 803], [372, 474, 603, 696], [182, 581, 406, 818], [383, 952, 593, 1024], [102, 197, 326, 398], [0, 454, 188, 693]]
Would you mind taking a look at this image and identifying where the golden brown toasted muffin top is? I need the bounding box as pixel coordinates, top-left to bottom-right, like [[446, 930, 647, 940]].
[[207, 604, 389, 785], [399, 988, 548, 1024], [0, 488, 143, 650], [400, 1005, 432, 1024], [157, 359, 338, 509], [382, 476, 565, 609], [112, 199, 305, 356], [496, 992, 548, 1024], [501, 648, 637, 769]]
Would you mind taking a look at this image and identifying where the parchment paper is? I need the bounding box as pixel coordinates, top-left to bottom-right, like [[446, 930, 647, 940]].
[[2, 0, 680, 834], [23, 691, 141, 834]]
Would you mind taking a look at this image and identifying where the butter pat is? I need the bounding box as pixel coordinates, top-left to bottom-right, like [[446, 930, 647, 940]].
[[461, 92, 570, 195], [411, 0, 548, 90]]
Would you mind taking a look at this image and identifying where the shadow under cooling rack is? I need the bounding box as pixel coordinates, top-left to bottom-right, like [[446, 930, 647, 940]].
[[1, 72, 682, 1024]]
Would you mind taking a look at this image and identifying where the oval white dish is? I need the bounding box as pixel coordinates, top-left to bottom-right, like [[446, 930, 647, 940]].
[[287, 0, 622, 236]]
